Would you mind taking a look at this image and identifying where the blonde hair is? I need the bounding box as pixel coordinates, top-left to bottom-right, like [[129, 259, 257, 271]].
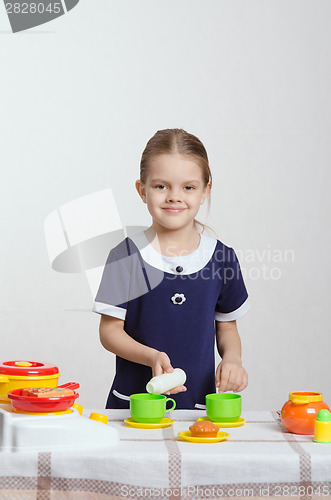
[[140, 128, 213, 234]]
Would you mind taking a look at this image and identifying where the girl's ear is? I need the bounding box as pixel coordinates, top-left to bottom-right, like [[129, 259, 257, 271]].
[[135, 180, 147, 203], [200, 182, 211, 205]]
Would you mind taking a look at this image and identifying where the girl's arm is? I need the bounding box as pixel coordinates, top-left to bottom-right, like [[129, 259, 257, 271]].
[[215, 320, 248, 393], [99, 315, 186, 395]]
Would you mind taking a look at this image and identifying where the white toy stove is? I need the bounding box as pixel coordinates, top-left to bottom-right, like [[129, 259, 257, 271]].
[[0, 404, 119, 452]]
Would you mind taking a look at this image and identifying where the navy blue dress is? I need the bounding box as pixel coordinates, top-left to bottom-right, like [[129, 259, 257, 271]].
[[93, 231, 250, 409]]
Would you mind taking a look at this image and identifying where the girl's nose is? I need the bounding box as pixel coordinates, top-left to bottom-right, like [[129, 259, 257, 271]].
[[166, 188, 182, 203]]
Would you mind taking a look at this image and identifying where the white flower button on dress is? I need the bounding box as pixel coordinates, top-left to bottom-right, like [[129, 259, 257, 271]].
[[171, 293, 186, 305]]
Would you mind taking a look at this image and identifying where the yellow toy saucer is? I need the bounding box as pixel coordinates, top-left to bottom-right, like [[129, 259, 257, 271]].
[[124, 417, 174, 429], [177, 430, 230, 443], [197, 416, 246, 428]]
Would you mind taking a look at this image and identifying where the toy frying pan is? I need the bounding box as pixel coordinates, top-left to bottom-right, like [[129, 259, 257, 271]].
[[8, 382, 79, 413]]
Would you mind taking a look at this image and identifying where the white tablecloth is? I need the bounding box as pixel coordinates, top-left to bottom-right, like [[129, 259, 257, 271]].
[[1, 410, 331, 499]]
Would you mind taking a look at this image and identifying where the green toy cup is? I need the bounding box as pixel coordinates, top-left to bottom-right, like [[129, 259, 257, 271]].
[[206, 393, 242, 422], [130, 393, 176, 423]]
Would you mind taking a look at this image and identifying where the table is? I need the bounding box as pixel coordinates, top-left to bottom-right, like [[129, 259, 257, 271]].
[[1, 410, 331, 499]]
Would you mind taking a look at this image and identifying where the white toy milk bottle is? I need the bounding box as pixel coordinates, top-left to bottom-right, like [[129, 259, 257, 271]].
[[146, 368, 186, 394]]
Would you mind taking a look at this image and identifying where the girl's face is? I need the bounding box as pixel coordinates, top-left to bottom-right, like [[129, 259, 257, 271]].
[[136, 154, 211, 232]]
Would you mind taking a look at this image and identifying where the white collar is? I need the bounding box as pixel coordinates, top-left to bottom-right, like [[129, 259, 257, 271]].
[[129, 230, 217, 275]]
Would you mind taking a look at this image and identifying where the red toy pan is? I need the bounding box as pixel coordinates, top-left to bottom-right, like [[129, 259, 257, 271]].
[[8, 382, 79, 413]]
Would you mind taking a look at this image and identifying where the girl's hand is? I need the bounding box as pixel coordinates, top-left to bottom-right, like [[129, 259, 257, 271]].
[[150, 351, 187, 395], [215, 358, 248, 393]]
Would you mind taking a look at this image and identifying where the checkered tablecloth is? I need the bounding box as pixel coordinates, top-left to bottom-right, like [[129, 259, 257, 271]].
[[1, 410, 331, 499]]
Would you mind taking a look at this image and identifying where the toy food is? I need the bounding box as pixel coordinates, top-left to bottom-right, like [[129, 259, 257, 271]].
[[21, 387, 75, 398], [189, 420, 220, 437], [281, 391, 330, 435]]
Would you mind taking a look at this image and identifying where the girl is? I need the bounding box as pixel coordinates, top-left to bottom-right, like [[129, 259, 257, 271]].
[[93, 128, 250, 409]]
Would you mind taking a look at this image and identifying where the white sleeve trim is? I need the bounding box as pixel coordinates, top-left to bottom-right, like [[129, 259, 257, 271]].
[[215, 297, 251, 322], [92, 302, 127, 320]]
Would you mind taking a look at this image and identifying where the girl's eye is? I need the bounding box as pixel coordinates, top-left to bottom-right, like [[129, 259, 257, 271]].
[[154, 185, 195, 190]]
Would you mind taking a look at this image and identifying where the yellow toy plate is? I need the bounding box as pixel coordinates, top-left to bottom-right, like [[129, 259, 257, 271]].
[[197, 416, 246, 428], [177, 430, 230, 443], [124, 417, 174, 429]]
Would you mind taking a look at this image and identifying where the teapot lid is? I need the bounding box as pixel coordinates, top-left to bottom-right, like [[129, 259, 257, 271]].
[[289, 391, 323, 404], [0, 360, 59, 376]]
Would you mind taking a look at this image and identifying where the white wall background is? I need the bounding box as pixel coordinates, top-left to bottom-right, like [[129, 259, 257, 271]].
[[1, 0, 330, 411]]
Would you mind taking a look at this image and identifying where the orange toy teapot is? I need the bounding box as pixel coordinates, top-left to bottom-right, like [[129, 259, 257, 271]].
[[281, 392, 330, 435]]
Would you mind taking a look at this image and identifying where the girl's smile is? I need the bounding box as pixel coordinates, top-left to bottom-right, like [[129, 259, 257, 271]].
[[162, 207, 186, 213]]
